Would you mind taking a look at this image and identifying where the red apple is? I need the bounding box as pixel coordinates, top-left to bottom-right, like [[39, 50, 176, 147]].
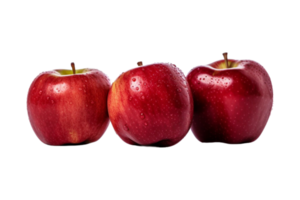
[[187, 53, 273, 144], [108, 62, 193, 147], [27, 63, 111, 145]]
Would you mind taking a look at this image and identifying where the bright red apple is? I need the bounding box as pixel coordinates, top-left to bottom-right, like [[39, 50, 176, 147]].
[[27, 63, 111, 145], [187, 53, 273, 144], [108, 62, 193, 147]]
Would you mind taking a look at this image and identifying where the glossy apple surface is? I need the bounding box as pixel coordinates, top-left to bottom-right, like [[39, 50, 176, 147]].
[[187, 54, 273, 143], [27, 64, 111, 145], [108, 62, 193, 147]]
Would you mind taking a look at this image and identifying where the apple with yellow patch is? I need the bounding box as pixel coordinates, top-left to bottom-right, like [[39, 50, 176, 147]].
[[27, 63, 111, 145], [108, 62, 193, 147]]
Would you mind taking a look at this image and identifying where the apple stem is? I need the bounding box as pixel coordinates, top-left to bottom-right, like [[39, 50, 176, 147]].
[[71, 62, 76, 75], [135, 60, 145, 66], [223, 52, 229, 68]]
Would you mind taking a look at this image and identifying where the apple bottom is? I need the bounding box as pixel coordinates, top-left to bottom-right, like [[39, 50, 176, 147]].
[[112, 118, 190, 148], [191, 127, 260, 145], [191, 111, 267, 145], [31, 117, 110, 146], [43, 131, 105, 147], [48, 134, 108, 146]]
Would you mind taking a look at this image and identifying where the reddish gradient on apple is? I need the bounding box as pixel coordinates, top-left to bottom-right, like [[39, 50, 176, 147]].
[[187, 53, 273, 143], [108, 62, 193, 147], [27, 63, 111, 145]]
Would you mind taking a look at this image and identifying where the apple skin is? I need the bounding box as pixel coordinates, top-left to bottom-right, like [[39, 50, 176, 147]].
[[187, 59, 273, 144], [27, 68, 111, 145], [108, 63, 193, 147]]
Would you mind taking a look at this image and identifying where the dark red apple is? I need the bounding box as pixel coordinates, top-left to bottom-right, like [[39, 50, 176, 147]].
[[108, 62, 193, 147], [187, 53, 273, 143], [27, 63, 111, 145]]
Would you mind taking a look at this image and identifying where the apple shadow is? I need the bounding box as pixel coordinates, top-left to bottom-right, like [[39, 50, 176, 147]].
[[60, 141, 90, 146], [129, 139, 175, 148]]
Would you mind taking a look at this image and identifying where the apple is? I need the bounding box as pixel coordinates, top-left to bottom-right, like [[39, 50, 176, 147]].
[[27, 63, 111, 145], [187, 53, 273, 144], [108, 62, 193, 147]]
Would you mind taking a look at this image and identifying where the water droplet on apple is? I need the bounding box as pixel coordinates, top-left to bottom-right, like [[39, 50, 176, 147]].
[[39, 90, 42, 94], [33, 87, 36, 90], [135, 87, 139, 91], [140, 113, 145, 119], [141, 96, 145, 99], [144, 122, 148, 126], [124, 125, 129, 131], [132, 78, 136, 82]]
